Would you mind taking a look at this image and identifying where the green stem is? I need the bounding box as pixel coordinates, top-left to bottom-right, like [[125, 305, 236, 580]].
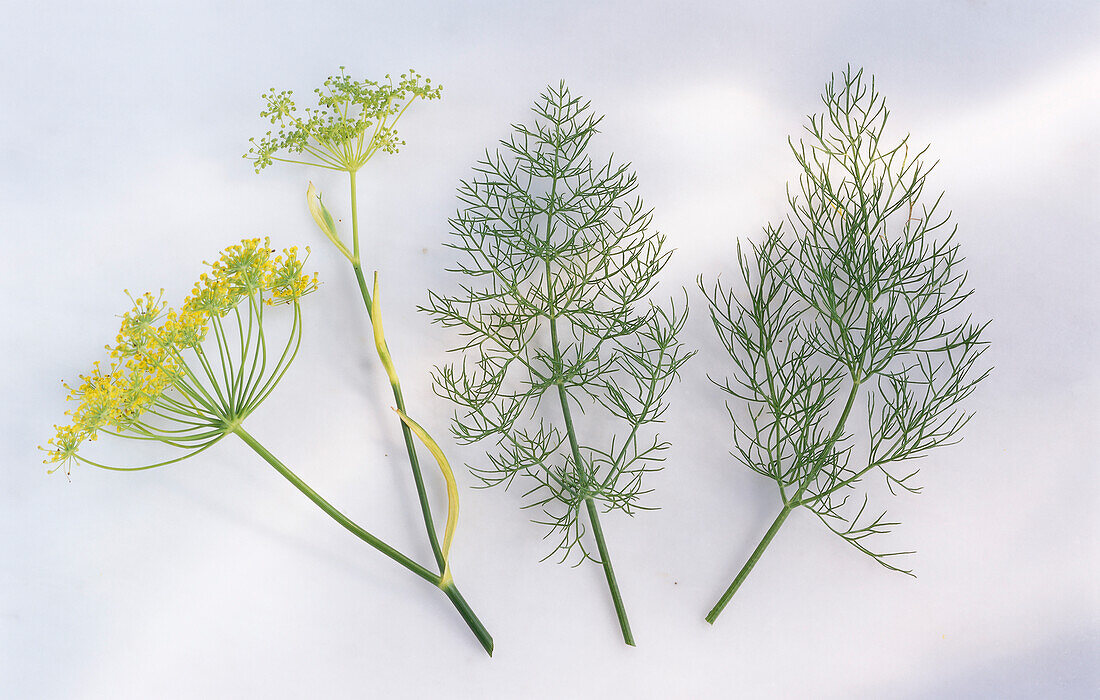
[[350, 170, 360, 262], [540, 144, 634, 644], [585, 497, 635, 646], [789, 377, 862, 507], [233, 424, 494, 655], [232, 424, 437, 584], [555, 374, 635, 645], [706, 378, 863, 624], [351, 262, 447, 574], [705, 505, 791, 624], [339, 172, 490, 655], [442, 581, 495, 656], [346, 170, 446, 575]]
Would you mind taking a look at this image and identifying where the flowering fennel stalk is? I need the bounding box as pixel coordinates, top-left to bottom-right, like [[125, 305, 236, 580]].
[[246, 69, 492, 654], [425, 83, 693, 646], [701, 68, 990, 623], [43, 239, 487, 649], [43, 239, 317, 473]]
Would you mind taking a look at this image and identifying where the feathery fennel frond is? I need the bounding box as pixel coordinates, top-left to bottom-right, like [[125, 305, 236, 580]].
[[425, 82, 694, 645], [703, 67, 991, 623]]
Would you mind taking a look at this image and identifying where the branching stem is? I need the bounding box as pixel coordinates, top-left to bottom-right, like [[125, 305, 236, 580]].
[[546, 158, 635, 644], [706, 378, 861, 623], [232, 423, 436, 583], [555, 361, 635, 645], [232, 423, 493, 655]]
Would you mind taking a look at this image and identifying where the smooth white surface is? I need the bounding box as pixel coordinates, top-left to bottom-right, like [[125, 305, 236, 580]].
[[3, 2, 1098, 698]]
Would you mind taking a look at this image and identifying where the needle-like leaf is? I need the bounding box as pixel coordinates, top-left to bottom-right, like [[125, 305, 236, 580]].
[[424, 82, 694, 645], [702, 67, 991, 624]]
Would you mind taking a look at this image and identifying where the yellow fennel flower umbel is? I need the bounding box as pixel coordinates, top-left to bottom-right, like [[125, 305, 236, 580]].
[[42, 238, 318, 475]]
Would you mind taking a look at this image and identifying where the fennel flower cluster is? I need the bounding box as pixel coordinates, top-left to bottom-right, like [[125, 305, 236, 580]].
[[42, 238, 318, 475], [246, 67, 442, 174]]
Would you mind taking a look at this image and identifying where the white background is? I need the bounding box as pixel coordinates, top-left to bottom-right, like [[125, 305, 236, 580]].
[[2, 2, 1097, 698]]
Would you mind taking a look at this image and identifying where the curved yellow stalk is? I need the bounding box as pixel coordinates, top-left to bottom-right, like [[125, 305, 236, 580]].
[[370, 272, 459, 587]]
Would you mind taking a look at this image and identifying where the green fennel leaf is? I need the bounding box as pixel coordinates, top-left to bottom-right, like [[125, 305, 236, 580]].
[[424, 82, 694, 645], [702, 67, 991, 624]]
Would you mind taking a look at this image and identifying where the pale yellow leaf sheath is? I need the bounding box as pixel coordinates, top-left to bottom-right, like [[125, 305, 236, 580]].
[[370, 272, 460, 587], [306, 182, 355, 262], [394, 408, 460, 588]]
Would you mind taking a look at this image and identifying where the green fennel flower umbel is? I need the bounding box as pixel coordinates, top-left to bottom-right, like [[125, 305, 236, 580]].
[[246, 67, 441, 176], [246, 69, 493, 654], [701, 68, 991, 624], [425, 82, 694, 646]]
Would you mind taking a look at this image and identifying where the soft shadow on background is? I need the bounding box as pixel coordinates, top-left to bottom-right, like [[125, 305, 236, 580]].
[[2, 2, 1097, 698]]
